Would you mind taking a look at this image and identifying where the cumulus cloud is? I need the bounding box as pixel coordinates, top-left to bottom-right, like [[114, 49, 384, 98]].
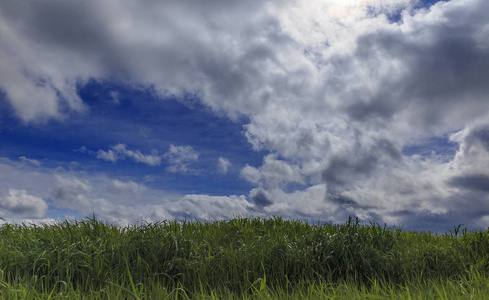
[[163, 145, 199, 173], [19, 156, 41, 167], [96, 149, 118, 162], [170, 194, 253, 220], [0, 159, 222, 225], [50, 175, 93, 211], [96, 144, 162, 166], [48, 175, 169, 224], [0, 0, 287, 121], [2, 0, 489, 229], [239, 0, 489, 229], [0, 188, 48, 219], [107, 179, 147, 195], [241, 154, 305, 189], [442, 124, 489, 209], [49, 174, 252, 225], [217, 157, 232, 174], [0, 2, 89, 123]]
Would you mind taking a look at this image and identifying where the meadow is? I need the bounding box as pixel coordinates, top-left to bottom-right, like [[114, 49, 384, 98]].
[[1, 216, 489, 299]]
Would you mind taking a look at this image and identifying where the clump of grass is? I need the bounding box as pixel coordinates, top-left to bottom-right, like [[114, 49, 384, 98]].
[[1, 216, 489, 298]]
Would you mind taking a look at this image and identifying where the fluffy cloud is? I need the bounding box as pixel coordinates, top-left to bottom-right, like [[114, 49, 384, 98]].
[[240, 0, 489, 229], [49, 174, 251, 225], [249, 185, 332, 220], [0, 188, 48, 219], [107, 179, 147, 195], [89, 144, 199, 172], [0, 0, 285, 122], [164, 145, 199, 173], [241, 154, 305, 189], [2, 0, 489, 229], [170, 194, 253, 220], [49, 175, 163, 223], [217, 157, 232, 174], [50, 175, 93, 211]]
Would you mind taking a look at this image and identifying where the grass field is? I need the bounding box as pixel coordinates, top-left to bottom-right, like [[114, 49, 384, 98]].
[[1, 216, 488, 299]]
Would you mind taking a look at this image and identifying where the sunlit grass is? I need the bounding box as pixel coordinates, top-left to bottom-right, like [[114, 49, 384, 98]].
[[1, 216, 488, 299]]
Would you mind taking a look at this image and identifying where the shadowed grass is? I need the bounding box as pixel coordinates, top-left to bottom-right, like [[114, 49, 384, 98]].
[[1, 216, 489, 298]]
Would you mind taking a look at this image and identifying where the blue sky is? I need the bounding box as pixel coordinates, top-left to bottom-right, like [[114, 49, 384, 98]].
[[1, 81, 265, 195], [1, 0, 489, 231]]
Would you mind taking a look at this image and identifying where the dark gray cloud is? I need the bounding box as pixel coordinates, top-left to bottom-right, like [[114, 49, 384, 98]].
[[341, 0, 489, 131], [321, 137, 401, 189], [449, 174, 489, 193], [328, 194, 361, 208], [250, 189, 273, 208], [1, 2, 109, 51], [345, 97, 400, 122], [389, 210, 482, 232], [465, 125, 489, 151], [0, 0, 295, 121]]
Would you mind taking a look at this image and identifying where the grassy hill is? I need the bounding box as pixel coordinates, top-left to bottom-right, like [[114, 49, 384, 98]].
[[1, 216, 488, 299]]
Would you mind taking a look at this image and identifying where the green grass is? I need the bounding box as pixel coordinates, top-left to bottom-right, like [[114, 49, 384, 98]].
[[1, 216, 488, 299]]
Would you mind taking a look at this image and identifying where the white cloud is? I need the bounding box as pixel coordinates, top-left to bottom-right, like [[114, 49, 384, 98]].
[[241, 165, 262, 184], [238, 0, 489, 229], [108, 179, 146, 195], [217, 157, 232, 174], [109, 90, 120, 104], [49, 174, 252, 225], [0, 3, 89, 123], [164, 145, 199, 173], [96, 149, 118, 162], [48, 175, 172, 224], [96, 144, 162, 166], [241, 154, 305, 189], [50, 175, 93, 211], [249, 184, 332, 220], [19, 156, 41, 167], [0, 188, 48, 219], [170, 194, 253, 220]]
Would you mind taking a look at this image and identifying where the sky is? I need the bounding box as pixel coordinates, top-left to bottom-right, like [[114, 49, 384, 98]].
[[1, 0, 489, 231]]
